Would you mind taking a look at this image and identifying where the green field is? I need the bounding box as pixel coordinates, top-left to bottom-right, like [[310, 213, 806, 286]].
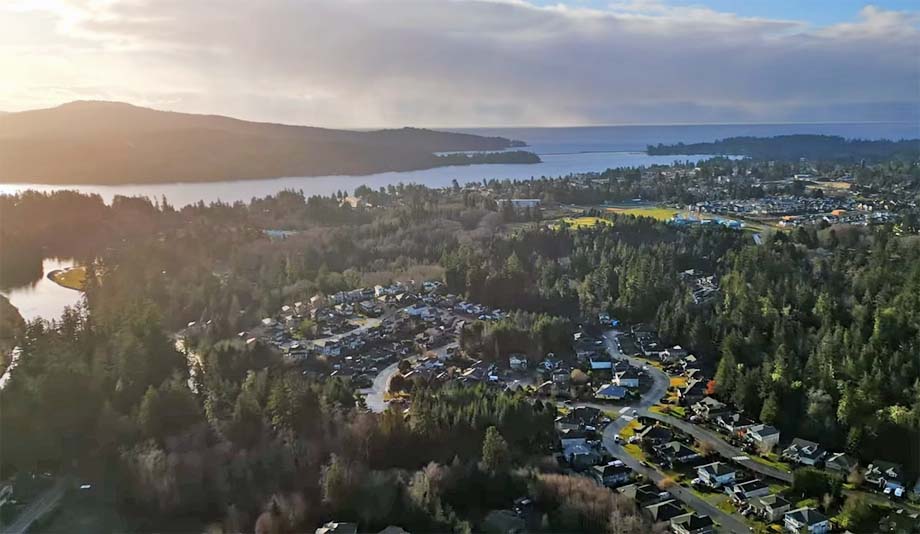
[[606, 206, 678, 221], [555, 216, 614, 229]]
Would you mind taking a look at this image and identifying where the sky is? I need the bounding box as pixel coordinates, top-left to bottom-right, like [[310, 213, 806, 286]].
[[1, 0, 918, 127]]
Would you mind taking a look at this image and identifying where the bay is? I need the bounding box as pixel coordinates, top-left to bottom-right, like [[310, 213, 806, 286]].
[[0, 122, 913, 208]]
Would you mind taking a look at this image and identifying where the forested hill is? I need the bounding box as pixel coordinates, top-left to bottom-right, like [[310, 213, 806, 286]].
[[0, 101, 533, 185], [647, 134, 920, 162]]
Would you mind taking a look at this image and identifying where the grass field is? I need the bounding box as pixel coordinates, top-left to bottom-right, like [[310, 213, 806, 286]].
[[750, 453, 792, 473], [556, 216, 614, 229], [650, 404, 687, 418], [606, 206, 678, 221], [49, 266, 87, 291]]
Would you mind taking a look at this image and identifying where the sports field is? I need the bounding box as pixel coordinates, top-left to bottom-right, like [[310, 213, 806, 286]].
[[605, 206, 678, 221]]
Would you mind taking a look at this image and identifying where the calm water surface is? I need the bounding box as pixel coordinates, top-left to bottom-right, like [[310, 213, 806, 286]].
[[2, 122, 915, 320], [1, 122, 913, 208], [1, 258, 82, 321]]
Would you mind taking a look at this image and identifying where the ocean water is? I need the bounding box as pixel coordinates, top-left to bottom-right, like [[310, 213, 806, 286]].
[[0, 122, 914, 208]]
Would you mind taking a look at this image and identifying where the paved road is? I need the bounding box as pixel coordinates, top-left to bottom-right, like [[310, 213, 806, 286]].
[[642, 411, 793, 484], [600, 330, 793, 484], [1, 478, 67, 534], [363, 341, 458, 413], [363, 360, 401, 413], [590, 331, 751, 534]]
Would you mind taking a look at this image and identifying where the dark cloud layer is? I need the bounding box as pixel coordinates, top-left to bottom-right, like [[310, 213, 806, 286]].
[[3, 0, 918, 126]]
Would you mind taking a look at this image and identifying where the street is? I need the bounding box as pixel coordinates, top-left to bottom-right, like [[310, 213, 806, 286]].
[[587, 330, 751, 533], [1, 478, 67, 534]]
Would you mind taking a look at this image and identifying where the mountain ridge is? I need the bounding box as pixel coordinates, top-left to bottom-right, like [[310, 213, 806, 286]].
[[0, 101, 530, 185]]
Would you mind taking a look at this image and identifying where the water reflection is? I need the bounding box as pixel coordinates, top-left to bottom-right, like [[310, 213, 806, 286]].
[[0, 258, 83, 321]]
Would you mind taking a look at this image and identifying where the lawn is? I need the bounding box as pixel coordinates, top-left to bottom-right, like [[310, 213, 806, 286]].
[[49, 266, 87, 291], [606, 206, 678, 221], [623, 443, 648, 462], [555, 216, 614, 229], [618, 419, 641, 440], [650, 404, 686, 418], [750, 453, 792, 473], [669, 376, 688, 388]]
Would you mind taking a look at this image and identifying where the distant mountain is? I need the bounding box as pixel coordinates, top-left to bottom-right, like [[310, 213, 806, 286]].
[[0, 101, 531, 184]]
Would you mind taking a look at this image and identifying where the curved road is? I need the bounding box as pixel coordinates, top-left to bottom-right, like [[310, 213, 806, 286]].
[[578, 331, 752, 534], [363, 360, 400, 413]]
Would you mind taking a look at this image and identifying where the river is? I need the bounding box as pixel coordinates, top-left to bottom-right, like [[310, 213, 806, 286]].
[[1, 258, 83, 322]]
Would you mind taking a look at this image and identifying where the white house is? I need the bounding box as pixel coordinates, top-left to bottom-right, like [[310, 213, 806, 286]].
[[744, 424, 781, 452], [783, 507, 829, 534], [697, 462, 736, 488], [509, 354, 528, 371]]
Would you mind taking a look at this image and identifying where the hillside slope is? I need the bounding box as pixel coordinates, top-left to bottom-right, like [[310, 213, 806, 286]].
[[0, 101, 528, 184]]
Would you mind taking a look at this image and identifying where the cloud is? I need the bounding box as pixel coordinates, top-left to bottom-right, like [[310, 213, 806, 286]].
[[1, 0, 917, 126]]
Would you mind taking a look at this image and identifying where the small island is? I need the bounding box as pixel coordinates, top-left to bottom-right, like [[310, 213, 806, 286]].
[[48, 265, 87, 291]]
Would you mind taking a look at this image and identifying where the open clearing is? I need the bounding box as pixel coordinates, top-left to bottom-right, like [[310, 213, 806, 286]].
[[605, 206, 678, 221], [555, 216, 614, 229], [49, 266, 87, 291]]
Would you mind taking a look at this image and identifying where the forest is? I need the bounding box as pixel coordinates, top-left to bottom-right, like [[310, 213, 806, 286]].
[[1, 167, 919, 530], [648, 135, 920, 163]]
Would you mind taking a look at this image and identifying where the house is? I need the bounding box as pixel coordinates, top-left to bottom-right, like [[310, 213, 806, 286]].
[[563, 442, 603, 469], [697, 462, 736, 488], [617, 483, 670, 507], [727, 479, 771, 502], [660, 345, 689, 363], [744, 424, 781, 453], [550, 368, 570, 385], [613, 369, 641, 388], [823, 452, 857, 475], [592, 460, 632, 487], [716, 412, 755, 434], [643, 499, 687, 523], [316, 522, 358, 534], [782, 438, 826, 466], [865, 460, 907, 494], [691, 397, 729, 420], [508, 354, 528, 371], [751, 494, 791, 523], [655, 441, 700, 467], [555, 406, 602, 430], [595, 384, 628, 400], [637, 424, 673, 445], [679, 378, 708, 406], [783, 507, 829, 534], [589, 358, 613, 371], [670, 513, 715, 534]]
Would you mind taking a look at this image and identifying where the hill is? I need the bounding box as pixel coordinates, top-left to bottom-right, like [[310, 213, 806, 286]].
[[0, 101, 532, 184], [647, 134, 920, 162]]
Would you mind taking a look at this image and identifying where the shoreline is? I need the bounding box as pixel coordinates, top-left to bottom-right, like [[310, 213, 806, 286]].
[[47, 266, 86, 292]]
